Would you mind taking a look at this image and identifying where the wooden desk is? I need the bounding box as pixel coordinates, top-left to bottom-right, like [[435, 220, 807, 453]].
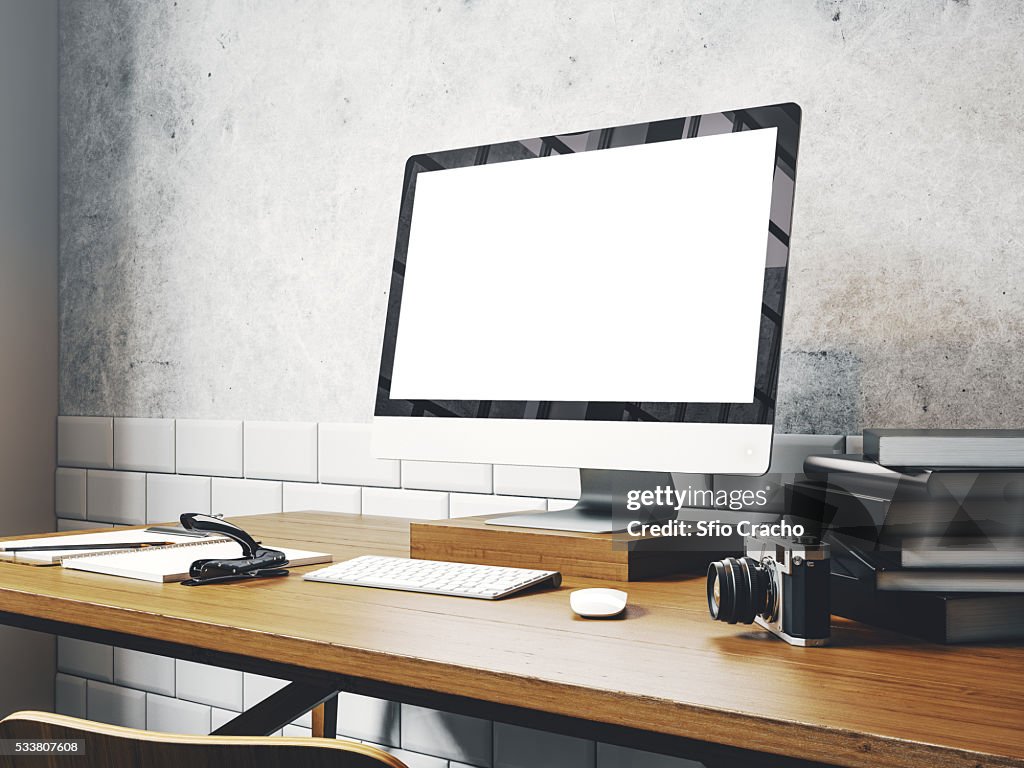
[[0, 512, 1021, 768]]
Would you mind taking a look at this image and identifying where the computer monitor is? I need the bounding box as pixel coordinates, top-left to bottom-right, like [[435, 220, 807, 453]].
[[373, 103, 801, 532]]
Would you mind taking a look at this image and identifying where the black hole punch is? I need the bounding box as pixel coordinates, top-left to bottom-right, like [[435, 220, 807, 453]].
[[179, 513, 290, 586]]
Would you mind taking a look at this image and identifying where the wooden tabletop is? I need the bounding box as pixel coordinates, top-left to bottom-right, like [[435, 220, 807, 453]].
[[0, 512, 1022, 768]]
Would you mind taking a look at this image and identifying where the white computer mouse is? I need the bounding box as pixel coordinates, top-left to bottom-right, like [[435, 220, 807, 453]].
[[569, 588, 628, 618]]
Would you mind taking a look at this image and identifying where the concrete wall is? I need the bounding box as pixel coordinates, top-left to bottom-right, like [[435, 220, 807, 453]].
[[59, 1, 1024, 430], [0, 0, 59, 715]]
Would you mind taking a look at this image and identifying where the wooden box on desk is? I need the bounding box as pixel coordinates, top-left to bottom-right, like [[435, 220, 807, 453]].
[[410, 513, 716, 581]]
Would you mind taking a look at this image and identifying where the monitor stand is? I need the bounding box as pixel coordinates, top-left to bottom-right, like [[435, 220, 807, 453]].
[[485, 469, 678, 534]]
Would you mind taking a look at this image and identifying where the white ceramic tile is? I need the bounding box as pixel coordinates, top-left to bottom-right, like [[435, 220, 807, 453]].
[[597, 743, 702, 768], [337, 692, 400, 746], [243, 673, 311, 728], [58, 637, 113, 682], [176, 660, 244, 712], [380, 747, 448, 768], [494, 722, 594, 768], [57, 416, 113, 469], [55, 673, 87, 718], [319, 423, 400, 487], [114, 648, 175, 696], [210, 707, 282, 736], [361, 487, 449, 520], [450, 493, 545, 519], [55, 468, 87, 520], [846, 434, 864, 455], [146, 473, 211, 523], [146, 693, 212, 735], [114, 417, 175, 473], [493, 465, 580, 500], [244, 421, 318, 482], [283, 482, 361, 514], [401, 703, 492, 766], [282, 724, 312, 738], [176, 419, 243, 478], [547, 499, 577, 511], [57, 518, 114, 531], [86, 680, 146, 729], [211, 478, 282, 518], [402, 461, 493, 494], [86, 469, 146, 524]]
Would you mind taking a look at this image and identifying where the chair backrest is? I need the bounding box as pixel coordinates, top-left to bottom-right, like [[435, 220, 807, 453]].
[[0, 711, 407, 768]]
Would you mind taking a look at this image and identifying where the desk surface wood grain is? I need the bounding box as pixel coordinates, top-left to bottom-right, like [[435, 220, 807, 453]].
[[1, 512, 1022, 768]]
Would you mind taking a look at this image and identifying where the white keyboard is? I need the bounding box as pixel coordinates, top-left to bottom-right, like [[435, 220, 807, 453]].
[[303, 555, 562, 599]]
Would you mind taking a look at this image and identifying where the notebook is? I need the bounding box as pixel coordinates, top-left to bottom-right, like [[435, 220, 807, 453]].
[[0, 529, 219, 565], [61, 539, 332, 583]]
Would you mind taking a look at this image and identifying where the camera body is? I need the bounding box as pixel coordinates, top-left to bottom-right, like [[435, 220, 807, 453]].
[[707, 535, 831, 646]]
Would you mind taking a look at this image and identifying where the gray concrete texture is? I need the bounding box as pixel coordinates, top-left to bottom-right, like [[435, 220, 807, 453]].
[[59, 0, 1024, 433]]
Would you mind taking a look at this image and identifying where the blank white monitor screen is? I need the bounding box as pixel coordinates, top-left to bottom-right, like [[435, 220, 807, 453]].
[[389, 126, 778, 405]]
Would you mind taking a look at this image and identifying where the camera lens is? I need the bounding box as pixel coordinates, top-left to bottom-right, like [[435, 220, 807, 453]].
[[706, 556, 776, 625]]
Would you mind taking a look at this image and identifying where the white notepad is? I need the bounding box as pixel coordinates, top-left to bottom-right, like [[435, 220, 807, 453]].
[[61, 540, 333, 583], [0, 529, 218, 565]]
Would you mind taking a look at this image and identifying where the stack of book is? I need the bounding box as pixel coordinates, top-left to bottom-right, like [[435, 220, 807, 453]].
[[801, 429, 1024, 643]]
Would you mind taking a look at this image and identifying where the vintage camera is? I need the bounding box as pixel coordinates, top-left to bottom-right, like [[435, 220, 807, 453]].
[[706, 535, 830, 646]]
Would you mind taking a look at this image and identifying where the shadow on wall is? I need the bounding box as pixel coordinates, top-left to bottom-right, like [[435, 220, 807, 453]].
[[775, 347, 862, 435]]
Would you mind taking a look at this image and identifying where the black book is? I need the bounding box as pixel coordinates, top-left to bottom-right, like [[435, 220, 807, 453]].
[[864, 429, 1024, 468]]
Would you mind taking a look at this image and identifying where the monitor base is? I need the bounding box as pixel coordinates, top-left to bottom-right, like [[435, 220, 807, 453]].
[[485, 469, 679, 534]]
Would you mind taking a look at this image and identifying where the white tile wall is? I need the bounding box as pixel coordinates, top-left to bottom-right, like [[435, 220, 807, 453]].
[[176, 419, 244, 478], [597, 743, 702, 768], [211, 477, 282, 518], [362, 488, 449, 520], [86, 469, 146, 524], [87, 679, 146, 729], [114, 417, 175, 473], [147, 693, 212, 735], [146, 473, 211, 523], [55, 673, 87, 719], [57, 518, 114, 532], [282, 724, 312, 738], [55, 468, 87, 519], [846, 434, 864, 455], [57, 637, 113, 682], [283, 482, 361, 514], [209, 707, 282, 736], [379, 747, 448, 768], [402, 460, 493, 494], [177, 661, 244, 712], [319, 423, 400, 487], [114, 648, 175, 696], [244, 421, 318, 482], [449, 493, 545, 519], [57, 416, 113, 469], [493, 465, 580, 500], [337, 692, 400, 747], [494, 723, 595, 768], [401, 704, 492, 766], [242, 673, 312, 728]]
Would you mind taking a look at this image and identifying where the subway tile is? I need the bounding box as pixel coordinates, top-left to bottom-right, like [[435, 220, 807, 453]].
[[55, 673, 87, 719], [401, 703, 492, 766], [244, 421, 318, 482], [113, 417, 175, 473], [176, 419, 243, 478], [493, 465, 580, 500], [147, 693, 212, 735], [113, 648, 175, 696], [282, 724, 312, 738], [211, 478, 282, 518], [379, 747, 448, 768], [337, 692, 400, 747], [846, 434, 864, 455], [146, 473, 211, 524], [86, 680, 146, 729], [361, 487, 449, 520], [402, 461, 493, 494], [86, 470, 146, 525], [177, 660, 244, 712], [597, 743, 702, 768], [55, 468, 87, 520], [243, 673, 311, 728], [57, 518, 114, 532], [283, 482, 360, 514], [58, 637, 113, 682], [319, 423, 400, 487], [57, 416, 113, 469], [450, 493, 545, 519], [494, 722, 594, 768], [210, 707, 282, 736]]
